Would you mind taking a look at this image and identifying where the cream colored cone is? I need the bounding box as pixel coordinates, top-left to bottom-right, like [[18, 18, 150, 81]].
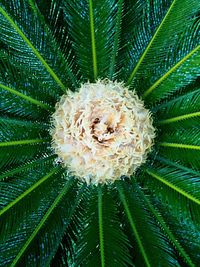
[[51, 79, 155, 185]]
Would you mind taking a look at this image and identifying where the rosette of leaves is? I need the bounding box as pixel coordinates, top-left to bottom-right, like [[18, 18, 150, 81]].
[[0, 0, 200, 266]]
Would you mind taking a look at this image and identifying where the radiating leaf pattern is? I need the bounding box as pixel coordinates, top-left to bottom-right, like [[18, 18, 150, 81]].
[[0, 0, 199, 266]]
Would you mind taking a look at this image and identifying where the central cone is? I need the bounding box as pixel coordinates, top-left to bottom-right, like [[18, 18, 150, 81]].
[[51, 80, 155, 185]]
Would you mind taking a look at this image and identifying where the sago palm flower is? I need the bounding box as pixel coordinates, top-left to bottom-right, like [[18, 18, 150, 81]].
[[0, 0, 200, 266]]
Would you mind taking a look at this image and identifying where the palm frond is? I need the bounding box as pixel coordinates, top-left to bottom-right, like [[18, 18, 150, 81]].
[[0, 141, 50, 171], [140, 189, 195, 267], [0, 167, 60, 217], [0, 154, 56, 181], [154, 199, 200, 265], [61, 0, 120, 81], [0, 0, 199, 266], [143, 161, 200, 224], [108, 0, 123, 79], [143, 44, 200, 103], [0, 0, 78, 95], [33, 0, 80, 85], [158, 127, 200, 168], [153, 85, 200, 128], [119, 0, 200, 102], [0, 55, 54, 120], [9, 178, 77, 266], [0, 170, 81, 266], [0, 117, 49, 141], [75, 185, 132, 267], [117, 179, 179, 267]]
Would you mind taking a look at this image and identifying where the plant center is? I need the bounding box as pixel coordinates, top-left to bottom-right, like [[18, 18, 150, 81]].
[[51, 79, 155, 185]]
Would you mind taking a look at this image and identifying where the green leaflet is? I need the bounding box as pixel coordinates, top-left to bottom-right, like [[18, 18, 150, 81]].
[[0, 83, 51, 110], [0, 5, 65, 91], [138, 186, 195, 267], [0, 167, 60, 217], [159, 111, 200, 124], [10, 178, 74, 267], [146, 169, 200, 206], [123, 0, 200, 103], [143, 45, 200, 102], [62, 0, 118, 80], [75, 186, 132, 267], [117, 185, 151, 267], [0, 155, 55, 181], [0, 0, 200, 266], [127, 0, 177, 85], [108, 0, 123, 78]]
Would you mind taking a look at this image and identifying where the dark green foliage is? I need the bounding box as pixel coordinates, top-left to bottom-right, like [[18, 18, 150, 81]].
[[75, 186, 132, 267], [0, 0, 199, 266]]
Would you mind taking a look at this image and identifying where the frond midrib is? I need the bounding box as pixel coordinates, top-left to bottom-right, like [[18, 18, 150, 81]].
[[0, 5, 66, 91], [146, 169, 200, 206], [0, 155, 55, 181], [10, 178, 74, 267], [0, 167, 60, 217], [143, 44, 200, 98], [127, 0, 177, 85], [89, 0, 97, 80], [0, 138, 50, 147], [108, 0, 123, 79], [159, 111, 200, 124], [98, 186, 105, 267], [140, 187, 195, 267], [159, 142, 200, 150], [0, 83, 51, 111], [117, 185, 151, 267]]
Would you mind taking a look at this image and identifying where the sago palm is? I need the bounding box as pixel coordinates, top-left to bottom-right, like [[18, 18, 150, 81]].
[[0, 0, 200, 266]]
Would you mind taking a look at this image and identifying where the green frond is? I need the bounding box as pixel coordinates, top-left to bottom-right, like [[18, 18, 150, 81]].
[[0, 167, 60, 217], [0, 115, 51, 170], [127, 0, 177, 85], [156, 156, 200, 177], [0, 0, 78, 95], [0, 142, 51, 171], [0, 83, 50, 111], [0, 154, 56, 181], [0, 0, 199, 266], [153, 84, 200, 128], [159, 111, 200, 125], [0, 57, 54, 120], [0, 169, 81, 266], [108, 0, 123, 79], [158, 128, 200, 167], [117, 179, 179, 267], [143, 161, 200, 224], [140, 189, 195, 267], [9, 177, 75, 266], [117, 184, 151, 267], [152, 81, 200, 113], [143, 44, 200, 103], [98, 186, 105, 267], [33, 0, 80, 84], [120, 0, 200, 101], [154, 199, 200, 265], [75, 185, 132, 267], [0, 138, 49, 147], [61, 0, 120, 81], [146, 169, 200, 206], [0, 116, 49, 142]]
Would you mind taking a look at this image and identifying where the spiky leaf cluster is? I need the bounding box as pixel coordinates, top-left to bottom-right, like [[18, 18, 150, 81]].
[[0, 0, 199, 266]]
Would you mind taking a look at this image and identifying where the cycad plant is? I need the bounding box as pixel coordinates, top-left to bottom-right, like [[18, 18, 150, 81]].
[[0, 0, 200, 266]]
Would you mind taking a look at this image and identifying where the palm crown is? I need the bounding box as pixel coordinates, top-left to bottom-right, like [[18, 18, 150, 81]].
[[0, 0, 200, 266]]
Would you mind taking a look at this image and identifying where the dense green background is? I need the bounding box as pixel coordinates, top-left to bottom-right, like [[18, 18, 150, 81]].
[[0, 0, 200, 266]]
